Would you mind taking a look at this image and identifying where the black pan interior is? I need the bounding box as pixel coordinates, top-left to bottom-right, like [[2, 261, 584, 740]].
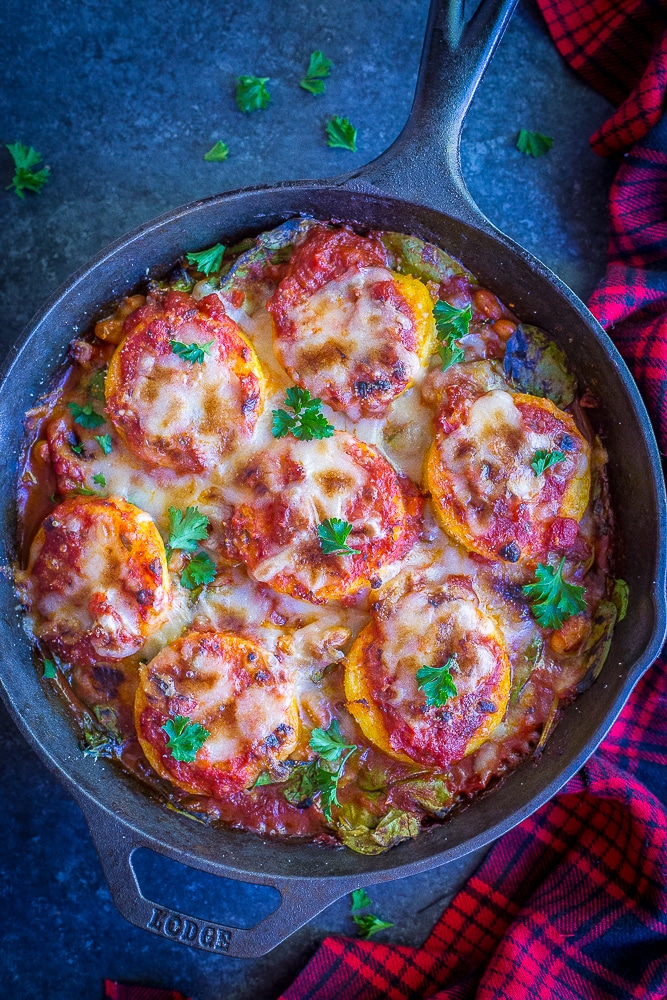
[[0, 183, 664, 885]]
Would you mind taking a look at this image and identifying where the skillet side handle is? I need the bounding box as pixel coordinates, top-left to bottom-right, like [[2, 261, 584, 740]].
[[343, 0, 519, 225], [77, 796, 351, 958]]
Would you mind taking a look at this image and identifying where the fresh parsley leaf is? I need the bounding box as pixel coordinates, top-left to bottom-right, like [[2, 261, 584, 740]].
[[88, 369, 107, 402], [186, 243, 226, 275], [326, 115, 357, 152], [309, 719, 355, 761], [433, 300, 471, 372], [317, 517, 360, 556], [162, 715, 210, 763], [251, 772, 273, 788], [352, 913, 394, 939], [204, 141, 229, 162], [95, 434, 113, 455], [271, 385, 335, 441], [236, 75, 271, 112], [42, 658, 57, 679], [6, 142, 50, 199], [170, 339, 215, 364], [68, 401, 106, 429], [516, 129, 554, 157], [531, 449, 566, 476], [180, 551, 216, 590], [350, 888, 372, 912], [522, 557, 587, 629], [300, 50, 332, 94], [437, 340, 466, 371], [416, 657, 458, 707], [166, 506, 210, 556], [70, 440, 84, 455], [92, 473, 107, 487], [71, 486, 99, 496]]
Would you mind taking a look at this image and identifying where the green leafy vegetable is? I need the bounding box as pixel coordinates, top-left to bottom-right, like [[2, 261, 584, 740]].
[[162, 715, 210, 762], [350, 888, 372, 912], [88, 369, 107, 402], [42, 658, 57, 678], [204, 141, 229, 162], [522, 557, 587, 629], [300, 50, 332, 94], [68, 401, 106, 429], [516, 129, 554, 157], [433, 300, 471, 371], [81, 705, 122, 760], [236, 75, 271, 112], [5, 142, 50, 198], [326, 115, 357, 151], [416, 657, 458, 707], [186, 243, 226, 275], [317, 518, 360, 556], [379, 232, 472, 284], [531, 449, 566, 476], [251, 772, 273, 788], [170, 339, 214, 364], [504, 325, 577, 408], [352, 913, 394, 939], [272, 386, 335, 441], [309, 719, 355, 761], [180, 551, 216, 590], [95, 434, 113, 455], [92, 473, 106, 487], [166, 506, 210, 558], [612, 578, 629, 622]]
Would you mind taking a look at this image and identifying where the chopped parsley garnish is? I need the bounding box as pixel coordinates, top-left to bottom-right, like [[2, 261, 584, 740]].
[[68, 401, 106, 429], [166, 506, 210, 558], [352, 913, 394, 939], [416, 657, 458, 707], [87, 369, 107, 402], [71, 486, 99, 496], [170, 339, 214, 364], [180, 551, 216, 590], [95, 434, 113, 455], [185, 242, 226, 275], [300, 50, 332, 95], [6, 142, 50, 199], [531, 449, 566, 476], [310, 719, 355, 761], [271, 386, 335, 441], [42, 658, 57, 679], [70, 440, 84, 456], [317, 518, 360, 556], [204, 141, 229, 162], [326, 115, 357, 151], [350, 888, 372, 912], [162, 715, 210, 763], [433, 300, 471, 371], [522, 557, 587, 629], [236, 75, 271, 112], [92, 473, 107, 487], [516, 129, 553, 157], [283, 720, 357, 822]]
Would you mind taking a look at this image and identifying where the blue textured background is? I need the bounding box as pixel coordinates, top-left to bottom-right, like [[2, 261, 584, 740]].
[[0, 1, 616, 996]]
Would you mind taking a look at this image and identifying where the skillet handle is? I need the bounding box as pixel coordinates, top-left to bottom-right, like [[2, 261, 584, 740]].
[[76, 795, 354, 958], [342, 0, 519, 225]]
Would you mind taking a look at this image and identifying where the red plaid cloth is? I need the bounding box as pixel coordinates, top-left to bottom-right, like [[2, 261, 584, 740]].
[[107, 3, 667, 999]]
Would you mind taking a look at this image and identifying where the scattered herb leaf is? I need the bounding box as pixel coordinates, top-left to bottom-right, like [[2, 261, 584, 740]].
[[92, 473, 107, 487], [317, 517, 360, 556], [309, 719, 355, 761], [531, 449, 566, 476], [300, 50, 332, 95], [350, 888, 372, 912], [180, 551, 216, 590], [42, 658, 57, 678], [71, 486, 99, 496], [166, 506, 210, 558], [326, 115, 357, 151], [95, 434, 113, 455], [433, 300, 471, 371], [522, 557, 587, 629], [6, 142, 50, 199], [416, 657, 458, 707], [68, 401, 105, 429], [70, 440, 84, 455], [170, 339, 214, 364], [204, 141, 229, 162], [516, 129, 553, 157], [236, 75, 271, 112], [186, 243, 226, 275], [352, 913, 394, 939], [251, 772, 273, 788], [162, 715, 210, 762], [271, 386, 334, 441], [284, 719, 357, 822]]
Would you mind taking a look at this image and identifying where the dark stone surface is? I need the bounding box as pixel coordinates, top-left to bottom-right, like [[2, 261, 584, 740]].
[[0, 0, 617, 997]]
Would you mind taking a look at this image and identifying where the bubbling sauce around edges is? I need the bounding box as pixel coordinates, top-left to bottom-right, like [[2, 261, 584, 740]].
[[15, 220, 616, 854]]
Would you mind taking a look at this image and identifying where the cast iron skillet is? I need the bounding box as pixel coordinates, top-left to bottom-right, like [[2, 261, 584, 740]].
[[0, 0, 665, 958]]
